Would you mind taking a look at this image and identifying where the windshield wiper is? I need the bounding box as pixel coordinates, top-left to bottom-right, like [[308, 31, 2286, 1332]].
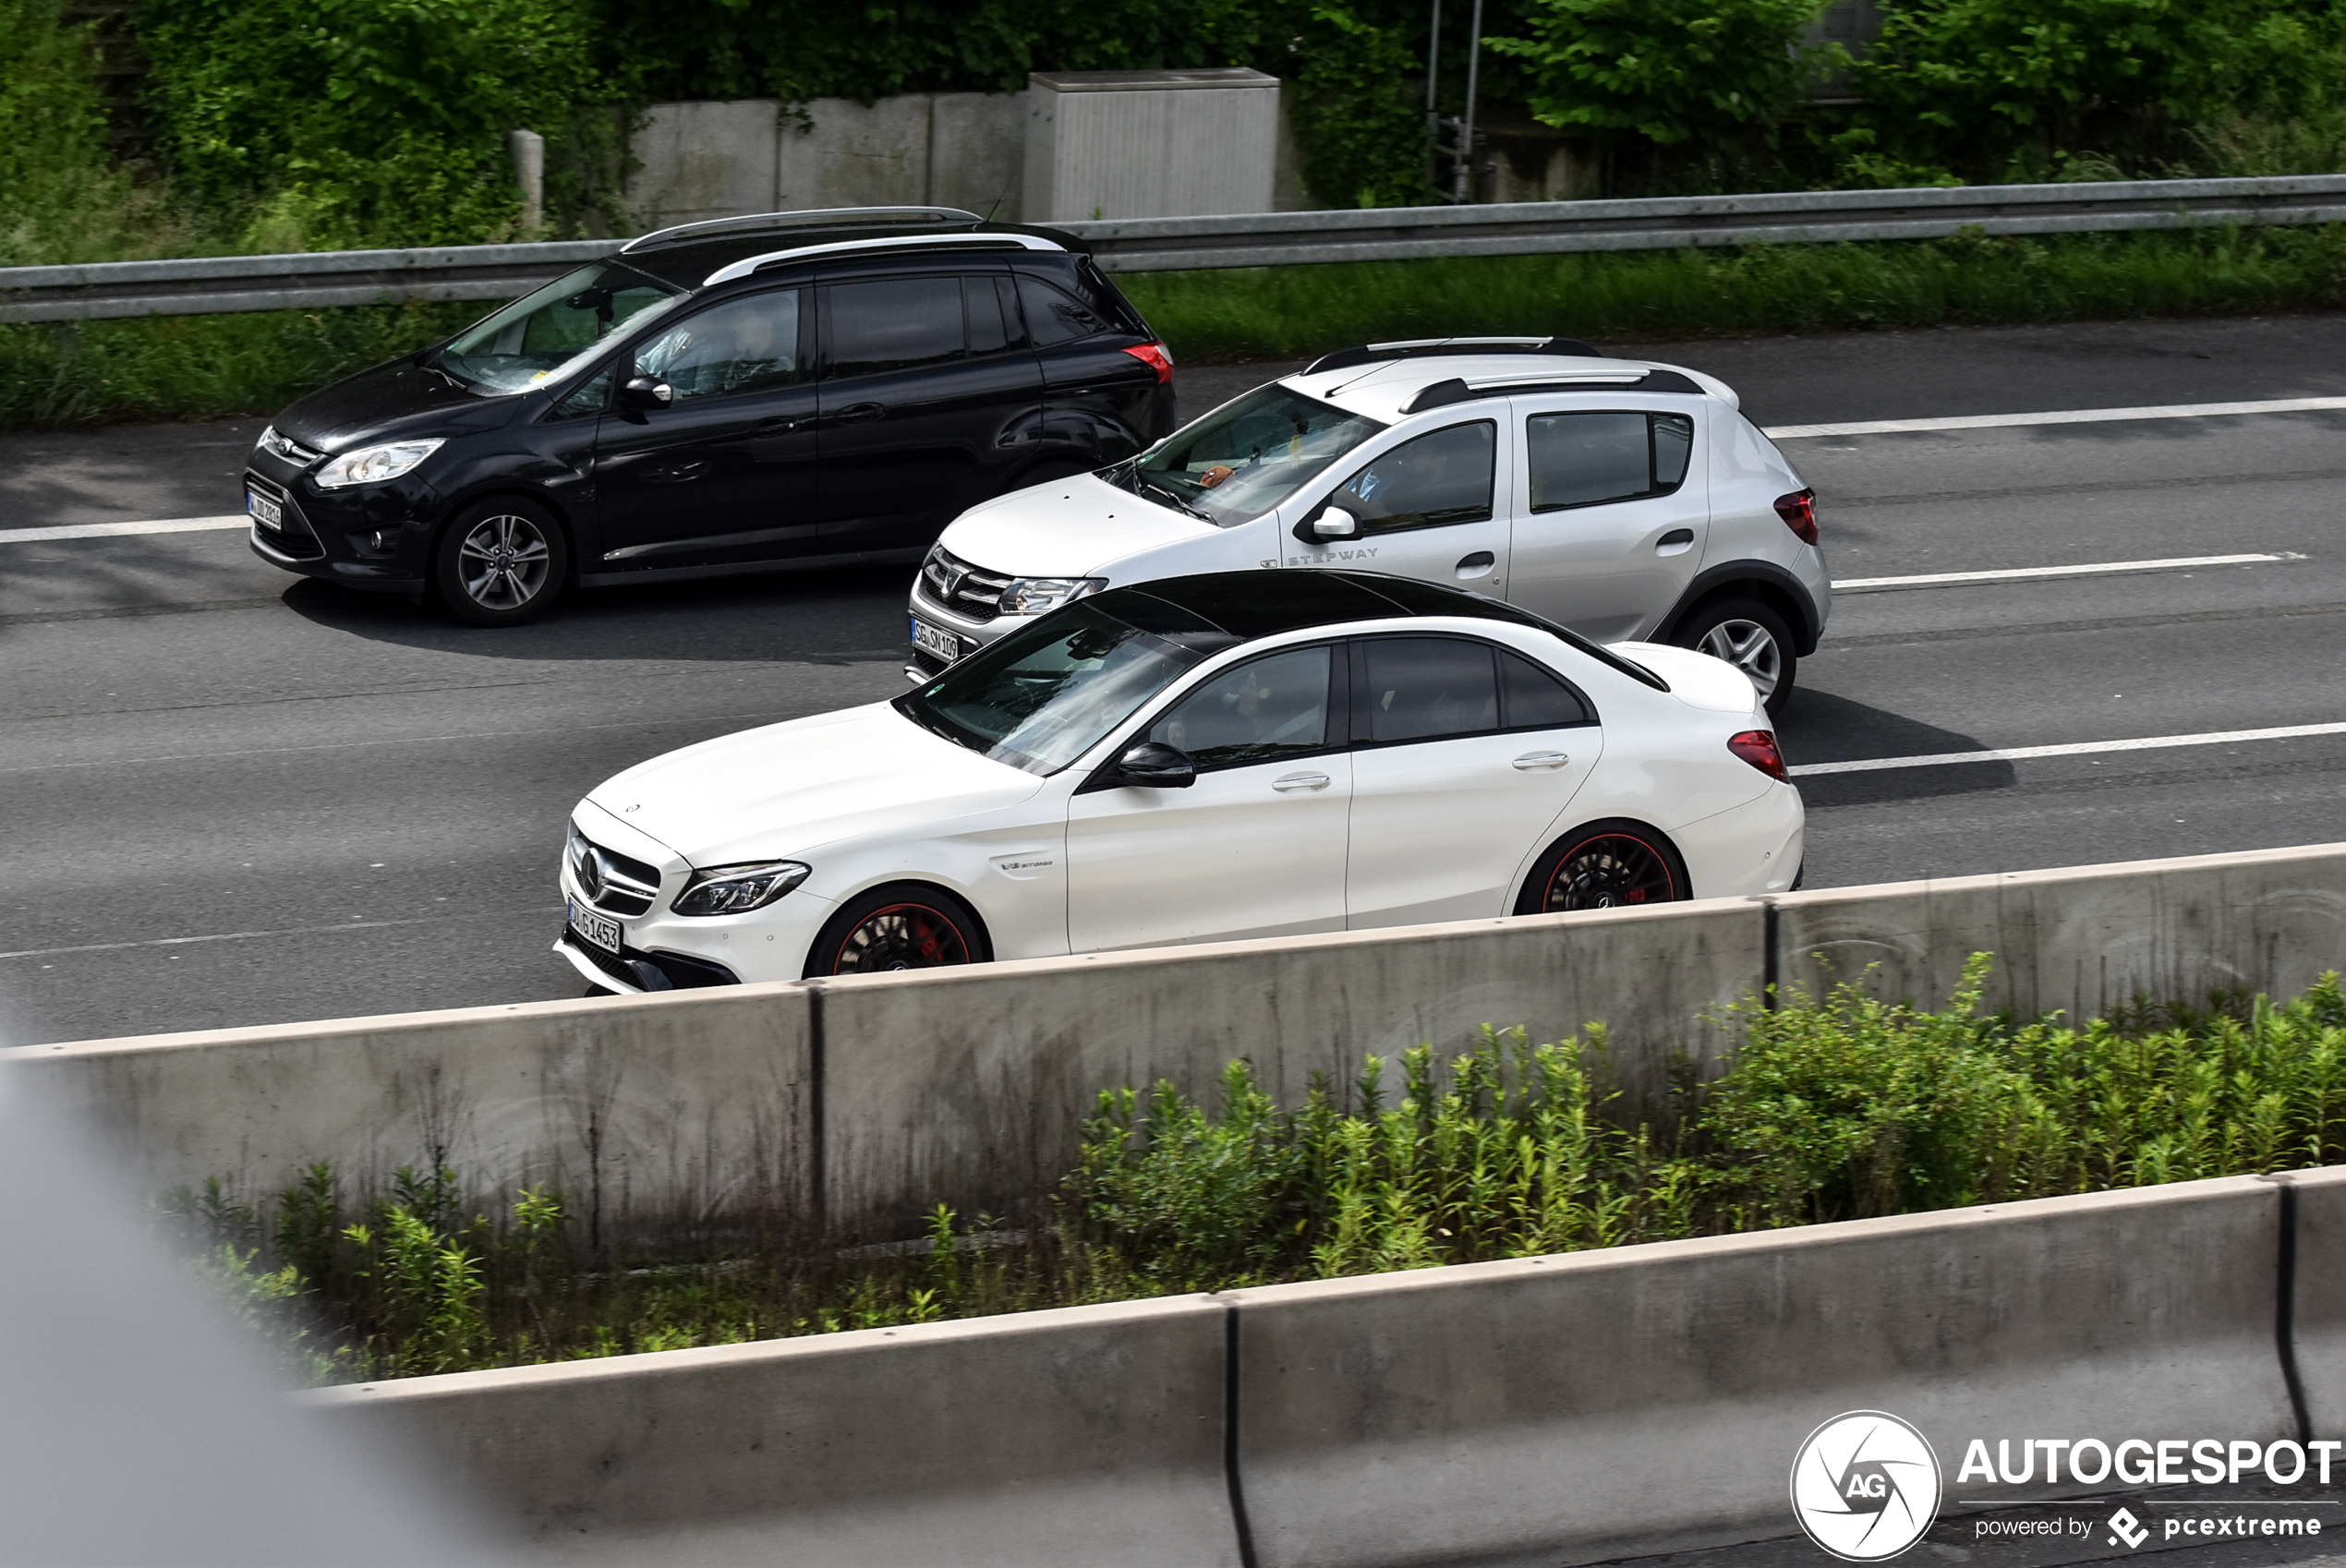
[[1141, 479, 1211, 521]]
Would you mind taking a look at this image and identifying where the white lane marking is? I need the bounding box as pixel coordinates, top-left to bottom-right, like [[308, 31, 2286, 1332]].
[[0, 906, 561, 963], [0, 514, 248, 543], [1792, 721, 2346, 777], [1835, 551, 2305, 592], [1764, 395, 2346, 440]]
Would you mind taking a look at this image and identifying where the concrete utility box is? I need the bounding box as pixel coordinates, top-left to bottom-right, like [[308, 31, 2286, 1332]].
[[1022, 68, 1279, 223]]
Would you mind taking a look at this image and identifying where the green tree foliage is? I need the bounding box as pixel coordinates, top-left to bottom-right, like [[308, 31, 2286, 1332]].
[[136, 0, 624, 247], [1286, 5, 1429, 207], [0, 0, 118, 262], [1486, 0, 1833, 187], [1844, 0, 2346, 182]]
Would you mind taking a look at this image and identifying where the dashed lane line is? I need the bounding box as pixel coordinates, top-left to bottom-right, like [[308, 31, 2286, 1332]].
[[1790, 721, 2346, 778], [1764, 395, 2346, 440], [1835, 552, 2304, 592], [0, 514, 248, 543]]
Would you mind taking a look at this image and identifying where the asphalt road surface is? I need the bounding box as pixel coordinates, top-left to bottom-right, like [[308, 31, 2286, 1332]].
[[2, 313, 2341, 1044]]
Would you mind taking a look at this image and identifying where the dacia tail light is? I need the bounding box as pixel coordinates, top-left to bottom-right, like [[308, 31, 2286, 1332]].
[[1123, 342, 1175, 384], [1728, 730, 1788, 782], [1774, 488, 1818, 544]]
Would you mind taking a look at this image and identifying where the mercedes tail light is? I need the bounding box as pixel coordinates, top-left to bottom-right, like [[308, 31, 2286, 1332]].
[[1773, 488, 1818, 544], [1728, 730, 1788, 782], [1123, 342, 1175, 384]]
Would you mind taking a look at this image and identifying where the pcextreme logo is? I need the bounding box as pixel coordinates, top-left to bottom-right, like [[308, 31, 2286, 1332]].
[[1791, 1411, 1944, 1562]]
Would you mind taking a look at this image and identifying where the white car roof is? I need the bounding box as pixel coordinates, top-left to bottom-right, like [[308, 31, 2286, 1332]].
[[1285, 353, 1737, 423]]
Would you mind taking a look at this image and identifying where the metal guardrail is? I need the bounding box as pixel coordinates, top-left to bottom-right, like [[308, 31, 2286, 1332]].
[[7, 175, 2346, 322]]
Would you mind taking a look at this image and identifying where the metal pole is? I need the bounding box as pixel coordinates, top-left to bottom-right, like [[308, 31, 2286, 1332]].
[[1425, 0, 1444, 197], [1452, 0, 1483, 203]]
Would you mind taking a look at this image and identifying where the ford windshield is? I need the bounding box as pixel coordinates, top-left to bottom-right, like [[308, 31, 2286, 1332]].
[[434, 261, 683, 395]]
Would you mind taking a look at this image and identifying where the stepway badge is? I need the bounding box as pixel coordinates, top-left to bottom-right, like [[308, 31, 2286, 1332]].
[[1792, 1411, 1944, 1561]]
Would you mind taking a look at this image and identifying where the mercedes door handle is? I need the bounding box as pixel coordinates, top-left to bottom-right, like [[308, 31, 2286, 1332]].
[[836, 403, 886, 425], [1512, 752, 1571, 770], [1272, 772, 1332, 791]]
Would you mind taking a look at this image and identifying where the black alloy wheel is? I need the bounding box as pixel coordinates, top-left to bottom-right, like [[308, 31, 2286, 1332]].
[[806, 884, 987, 978], [1673, 597, 1796, 716], [1517, 823, 1687, 914], [431, 498, 569, 626]]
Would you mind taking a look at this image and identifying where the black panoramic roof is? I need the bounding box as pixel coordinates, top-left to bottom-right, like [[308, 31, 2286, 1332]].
[[609, 220, 1083, 291], [1097, 571, 1671, 690]]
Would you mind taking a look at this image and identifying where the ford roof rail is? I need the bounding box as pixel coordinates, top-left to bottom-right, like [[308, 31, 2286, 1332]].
[[701, 230, 1066, 288], [1305, 336, 1603, 376], [622, 207, 984, 254]]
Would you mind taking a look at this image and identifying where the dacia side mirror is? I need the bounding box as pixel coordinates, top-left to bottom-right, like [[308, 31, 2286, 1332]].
[[619, 375, 672, 412], [1107, 740, 1196, 790], [1293, 504, 1360, 544]]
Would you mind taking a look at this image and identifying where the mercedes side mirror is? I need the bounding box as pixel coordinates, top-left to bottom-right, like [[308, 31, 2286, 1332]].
[[1293, 504, 1360, 544], [619, 375, 672, 411], [1107, 740, 1195, 790]]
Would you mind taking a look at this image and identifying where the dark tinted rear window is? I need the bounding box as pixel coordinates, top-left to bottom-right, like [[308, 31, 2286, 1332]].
[[1360, 637, 1499, 743], [1017, 274, 1109, 346], [828, 277, 964, 377], [1499, 650, 1591, 728]]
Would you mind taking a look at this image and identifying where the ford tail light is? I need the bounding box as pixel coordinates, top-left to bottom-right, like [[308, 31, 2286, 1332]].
[[1123, 342, 1175, 384], [1773, 488, 1818, 544], [1728, 730, 1788, 782]]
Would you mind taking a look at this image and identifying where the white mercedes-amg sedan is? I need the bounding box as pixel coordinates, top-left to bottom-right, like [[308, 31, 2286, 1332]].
[[555, 571, 1803, 990]]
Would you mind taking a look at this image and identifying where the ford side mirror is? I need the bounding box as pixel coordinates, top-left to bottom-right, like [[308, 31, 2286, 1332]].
[[1105, 741, 1195, 790], [619, 375, 672, 411], [1293, 504, 1360, 544]]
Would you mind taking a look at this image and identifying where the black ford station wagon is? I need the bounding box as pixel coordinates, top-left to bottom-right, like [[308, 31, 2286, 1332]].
[[243, 207, 1179, 624]]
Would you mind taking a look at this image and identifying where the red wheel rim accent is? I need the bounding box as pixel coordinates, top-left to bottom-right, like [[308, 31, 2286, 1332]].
[[831, 902, 972, 973], [1542, 834, 1677, 912]]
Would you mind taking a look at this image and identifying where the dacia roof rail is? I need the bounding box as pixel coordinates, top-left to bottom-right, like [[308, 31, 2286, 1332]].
[[1304, 335, 1603, 376], [621, 207, 985, 254], [1402, 367, 1702, 414]]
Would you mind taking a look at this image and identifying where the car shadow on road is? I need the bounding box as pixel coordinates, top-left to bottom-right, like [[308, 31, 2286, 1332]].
[[1775, 688, 2017, 805], [276, 560, 923, 666]]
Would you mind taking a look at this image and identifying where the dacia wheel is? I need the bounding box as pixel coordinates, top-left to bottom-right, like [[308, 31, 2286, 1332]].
[[1515, 821, 1690, 915], [1675, 597, 1796, 715], [431, 498, 569, 626], [804, 882, 990, 979]]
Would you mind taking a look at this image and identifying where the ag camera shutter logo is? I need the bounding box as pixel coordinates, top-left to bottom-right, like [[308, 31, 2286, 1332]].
[[1791, 1411, 1943, 1561]]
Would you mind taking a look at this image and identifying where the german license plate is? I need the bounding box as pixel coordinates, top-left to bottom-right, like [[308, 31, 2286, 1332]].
[[567, 897, 622, 955], [247, 488, 284, 528], [911, 616, 961, 662]]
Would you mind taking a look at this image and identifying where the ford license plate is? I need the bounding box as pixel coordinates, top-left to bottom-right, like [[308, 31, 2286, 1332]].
[[567, 897, 623, 955], [911, 616, 961, 662], [246, 488, 284, 529]]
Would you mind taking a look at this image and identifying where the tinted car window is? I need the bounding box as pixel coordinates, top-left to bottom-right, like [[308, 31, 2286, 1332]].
[[1360, 637, 1499, 743], [1149, 645, 1334, 768], [1498, 650, 1591, 728], [965, 275, 1010, 356], [549, 366, 611, 420], [635, 289, 803, 403], [828, 277, 966, 379], [1527, 411, 1695, 512], [1018, 274, 1107, 346], [1331, 422, 1495, 537]]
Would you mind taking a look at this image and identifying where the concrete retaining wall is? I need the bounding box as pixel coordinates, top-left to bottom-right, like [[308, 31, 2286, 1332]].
[[6, 843, 2343, 1244], [309, 1171, 2319, 1566]]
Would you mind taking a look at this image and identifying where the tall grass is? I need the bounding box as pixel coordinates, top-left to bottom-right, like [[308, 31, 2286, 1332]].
[[175, 962, 2346, 1381]]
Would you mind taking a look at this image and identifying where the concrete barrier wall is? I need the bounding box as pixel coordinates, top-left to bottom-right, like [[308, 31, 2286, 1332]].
[[314, 1294, 1238, 1566], [1231, 1176, 2291, 1568], [7, 843, 2343, 1244], [309, 1171, 2314, 1566]]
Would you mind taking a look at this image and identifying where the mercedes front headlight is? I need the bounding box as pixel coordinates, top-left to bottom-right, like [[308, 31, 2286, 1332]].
[[998, 576, 1106, 616], [671, 861, 811, 916], [315, 438, 445, 489]]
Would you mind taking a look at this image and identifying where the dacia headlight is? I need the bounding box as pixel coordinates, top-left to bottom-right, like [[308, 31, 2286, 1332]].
[[315, 438, 445, 489], [671, 861, 811, 916], [998, 576, 1105, 616]]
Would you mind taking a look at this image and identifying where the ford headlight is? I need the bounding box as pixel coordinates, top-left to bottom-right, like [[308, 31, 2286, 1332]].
[[315, 438, 445, 489], [998, 576, 1105, 616], [671, 860, 810, 916]]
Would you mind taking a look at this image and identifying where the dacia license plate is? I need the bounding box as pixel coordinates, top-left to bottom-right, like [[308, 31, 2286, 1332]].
[[246, 488, 284, 528], [567, 897, 623, 956], [911, 616, 961, 662]]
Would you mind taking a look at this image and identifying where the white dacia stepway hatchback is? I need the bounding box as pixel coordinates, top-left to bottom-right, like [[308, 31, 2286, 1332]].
[[906, 336, 1829, 713]]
